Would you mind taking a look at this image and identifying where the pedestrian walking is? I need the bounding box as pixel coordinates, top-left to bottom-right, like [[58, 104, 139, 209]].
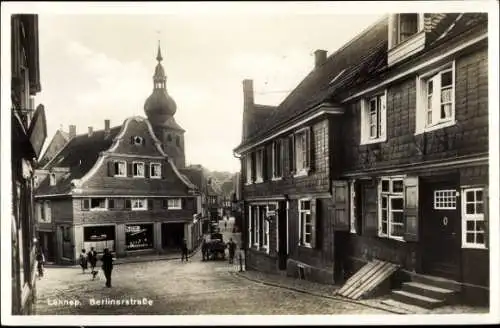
[[224, 221, 227, 231], [227, 238, 237, 264], [101, 248, 114, 287], [87, 247, 98, 280], [181, 239, 189, 262], [201, 238, 208, 261], [79, 249, 88, 273], [36, 247, 45, 279]]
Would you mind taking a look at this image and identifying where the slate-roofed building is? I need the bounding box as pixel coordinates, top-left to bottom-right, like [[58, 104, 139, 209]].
[[34, 44, 203, 264], [234, 13, 489, 307]]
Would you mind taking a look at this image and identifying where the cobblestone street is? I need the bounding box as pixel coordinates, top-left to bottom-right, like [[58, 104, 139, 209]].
[[35, 219, 387, 315]]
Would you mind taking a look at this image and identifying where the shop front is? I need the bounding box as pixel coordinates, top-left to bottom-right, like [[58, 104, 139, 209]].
[[83, 225, 116, 253], [125, 224, 154, 251]]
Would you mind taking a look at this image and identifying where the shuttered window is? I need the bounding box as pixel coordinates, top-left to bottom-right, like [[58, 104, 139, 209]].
[[272, 139, 283, 179], [462, 187, 487, 249], [298, 199, 316, 248], [379, 177, 404, 240]]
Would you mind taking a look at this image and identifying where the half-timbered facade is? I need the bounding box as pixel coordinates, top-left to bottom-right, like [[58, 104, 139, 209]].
[[234, 13, 489, 305]]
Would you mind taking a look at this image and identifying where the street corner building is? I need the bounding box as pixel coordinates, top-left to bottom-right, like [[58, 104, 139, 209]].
[[33, 44, 204, 264], [234, 13, 489, 308]]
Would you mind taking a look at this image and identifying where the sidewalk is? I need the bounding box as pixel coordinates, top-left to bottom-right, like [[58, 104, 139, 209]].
[[234, 270, 489, 315]]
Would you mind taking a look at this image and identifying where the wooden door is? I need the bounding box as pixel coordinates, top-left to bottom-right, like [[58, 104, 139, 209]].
[[422, 179, 461, 280]]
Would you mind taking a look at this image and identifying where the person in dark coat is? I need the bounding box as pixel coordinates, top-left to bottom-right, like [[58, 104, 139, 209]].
[[181, 239, 189, 262], [101, 248, 114, 287], [87, 247, 98, 279], [201, 239, 208, 261], [79, 249, 88, 273], [36, 247, 45, 279], [227, 238, 237, 264]]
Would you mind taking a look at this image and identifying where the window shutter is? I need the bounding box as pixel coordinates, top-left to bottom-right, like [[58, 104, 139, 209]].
[[242, 155, 247, 183], [130, 136, 134, 144], [145, 163, 150, 178], [127, 163, 133, 177], [147, 199, 154, 210], [125, 199, 132, 210], [360, 99, 366, 144], [288, 134, 295, 174], [251, 152, 256, 182], [311, 198, 317, 248], [307, 127, 314, 171], [266, 144, 273, 180], [363, 182, 379, 236], [431, 73, 441, 125], [46, 201, 52, 221], [380, 93, 387, 140], [108, 199, 115, 210], [483, 185, 489, 249], [36, 203, 42, 221], [265, 219, 270, 254], [248, 206, 252, 247], [181, 198, 186, 209], [403, 176, 419, 242], [82, 199, 90, 211], [332, 180, 349, 231], [108, 161, 114, 176]]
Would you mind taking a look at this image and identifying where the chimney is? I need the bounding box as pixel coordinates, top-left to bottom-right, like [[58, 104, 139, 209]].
[[104, 119, 110, 138], [242, 79, 254, 108], [88, 126, 93, 137], [314, 49, 327, 69], [69, 125, 76, 139]]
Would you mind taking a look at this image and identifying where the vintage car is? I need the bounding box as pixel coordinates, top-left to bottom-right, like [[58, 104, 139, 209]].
[[206, 232, 226, 260]]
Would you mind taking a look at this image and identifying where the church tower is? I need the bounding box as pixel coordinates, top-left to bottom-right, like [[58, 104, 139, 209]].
[[144, 42, 186, 168]]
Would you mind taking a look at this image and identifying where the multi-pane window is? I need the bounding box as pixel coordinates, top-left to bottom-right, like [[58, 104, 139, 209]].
[[133, 162, 145, 177], [462, 188, 486, 249], [294, 129, 310, 174], [379, 177, 404, 239], [90, 198, 106, 210], [421, 65, 455, 130], [167, 198, 182, 210], [434, 190, 457, 210], [299, 199, 312, 247], [361, 92, 386, 144], [255, 149, 264, 182], [150, 163, 161, 178], [397, 14, 419, 43], [114, 161, 126, 177], [131, 199, 147, 211], [272, 139, 283, 179]]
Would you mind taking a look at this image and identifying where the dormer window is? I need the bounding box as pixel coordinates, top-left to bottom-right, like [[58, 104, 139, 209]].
[[388, 13, 425, 66], [397, 14, 419, 43], [49, 173, 56, 186]]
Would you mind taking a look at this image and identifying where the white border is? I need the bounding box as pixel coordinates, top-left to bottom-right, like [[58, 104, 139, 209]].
[[1, 1, 499, 326]]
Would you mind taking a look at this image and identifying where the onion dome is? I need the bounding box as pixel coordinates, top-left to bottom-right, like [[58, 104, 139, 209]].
[[144, 42, 177, 120]]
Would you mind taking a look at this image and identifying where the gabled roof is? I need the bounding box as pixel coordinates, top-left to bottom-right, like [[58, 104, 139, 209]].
[[180, 167, 204, 190], [36, 126, 122, 195], [245, 104, 278, 140], [236, 15, 389, 148]]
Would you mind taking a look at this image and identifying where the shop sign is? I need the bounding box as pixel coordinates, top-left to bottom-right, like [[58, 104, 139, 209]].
[[27, 104, 47, 159]]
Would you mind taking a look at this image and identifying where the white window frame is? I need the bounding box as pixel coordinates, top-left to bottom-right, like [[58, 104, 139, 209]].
[[150, 162, 162, 179], [245, 154, 253, 184], [255, 148, 264, 183], [89, 198, 107, 211], [349, 180, 357, 234], [378, 176, 405, 241], [294, 128, 311, 177], [396, 13, 423, 44], [298, 198, 313, 248], [462, 187, 487, 249], [272, 139, 283, 180], [415, 61, 456, 134], [167, 198, 182, 210], [360, 90, 387, 145], [434, 189, 457, 210], [132, 161, 145, 178], [114, 160, 127, 177], [131, 198, 147, 211]]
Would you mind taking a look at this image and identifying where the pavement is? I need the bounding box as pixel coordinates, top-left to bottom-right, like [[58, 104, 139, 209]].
[[34, 218, 488, 316]]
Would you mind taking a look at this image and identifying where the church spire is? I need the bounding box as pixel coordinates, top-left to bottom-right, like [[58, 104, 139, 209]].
[[156, 40, 163, 62]]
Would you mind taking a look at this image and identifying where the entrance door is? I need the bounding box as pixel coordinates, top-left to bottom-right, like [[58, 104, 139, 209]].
[[277, 201, 288, 270], [161, 223, 184, 249], [422, 179, 461, 280], [39, 232, 55, 262]]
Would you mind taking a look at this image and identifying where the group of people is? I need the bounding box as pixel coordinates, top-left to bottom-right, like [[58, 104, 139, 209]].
[[201, 237, 237, 263], [79, 247, 115, 287]]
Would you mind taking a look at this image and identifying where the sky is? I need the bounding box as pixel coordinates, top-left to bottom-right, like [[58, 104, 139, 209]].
[[34, 9, 383, 173]]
